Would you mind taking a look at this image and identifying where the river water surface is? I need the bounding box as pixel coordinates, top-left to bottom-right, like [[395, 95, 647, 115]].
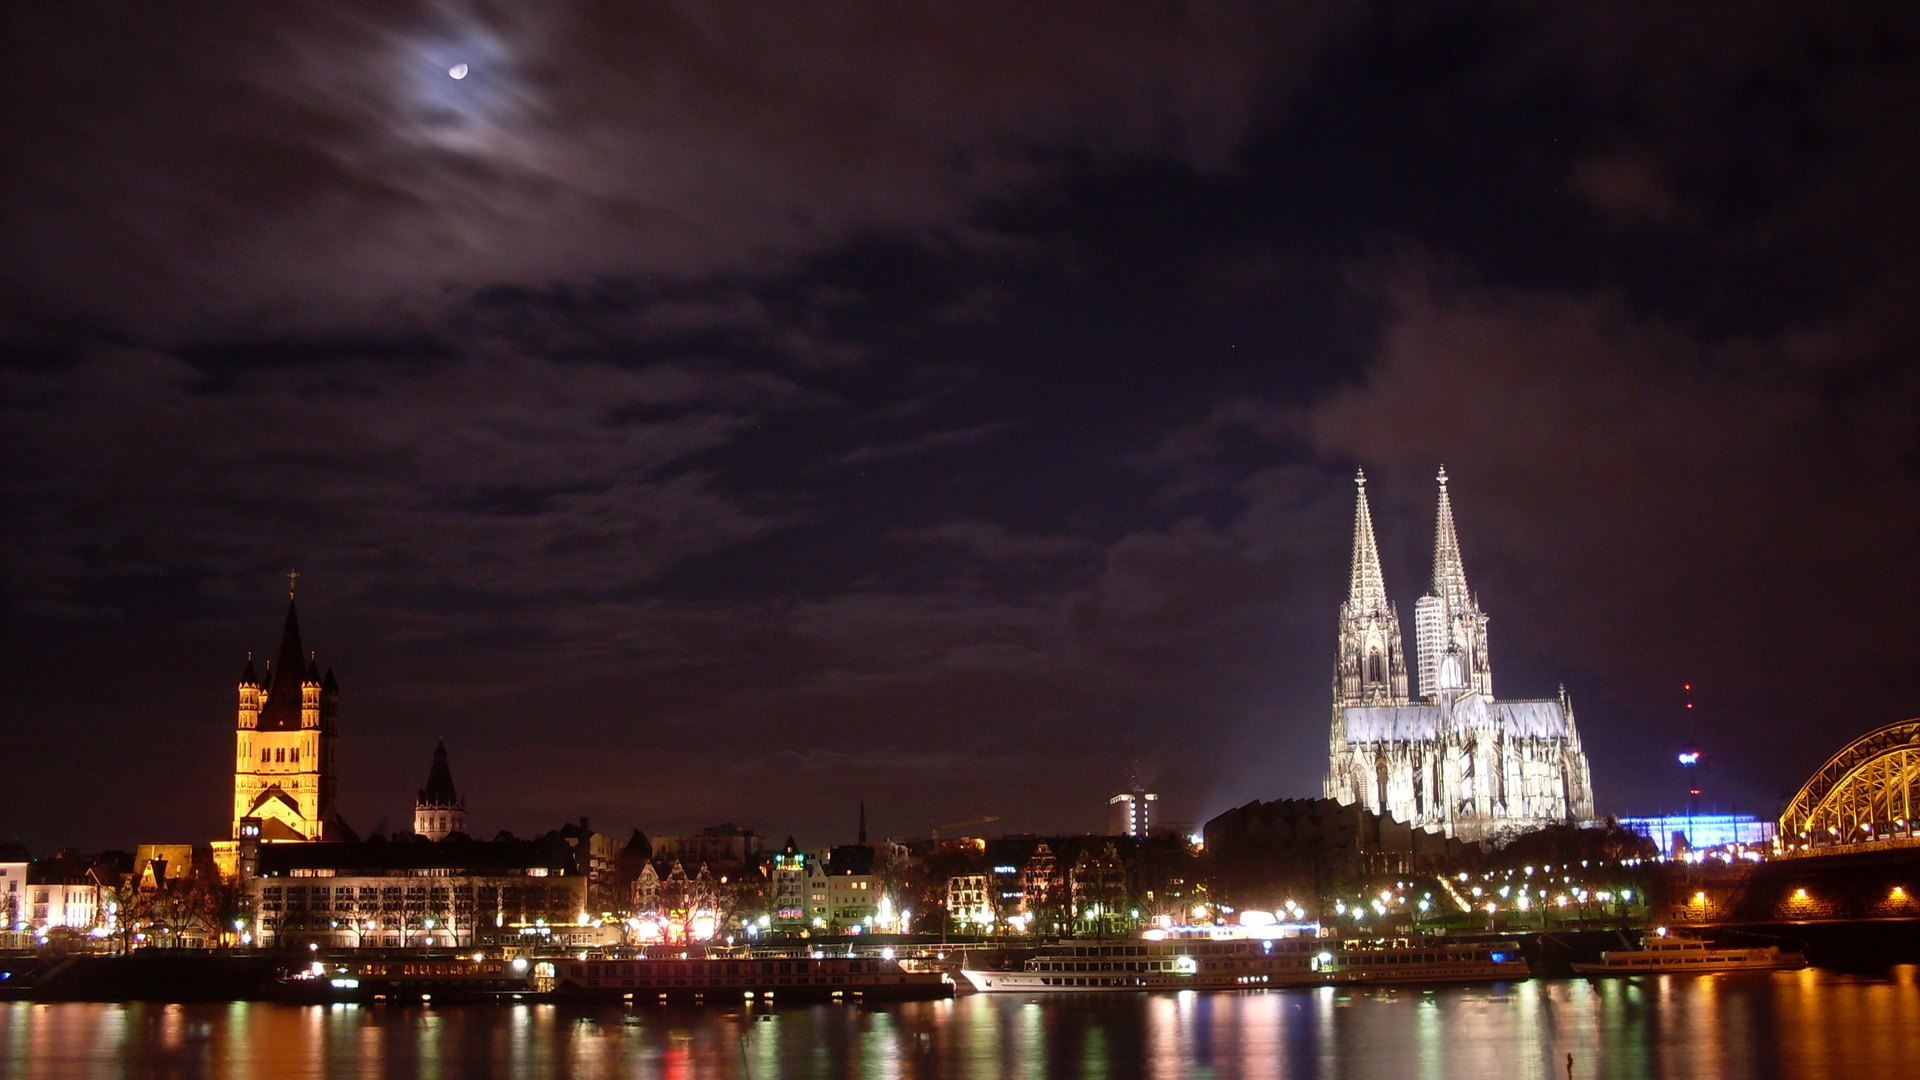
[[4, 967, 1916, 1079]]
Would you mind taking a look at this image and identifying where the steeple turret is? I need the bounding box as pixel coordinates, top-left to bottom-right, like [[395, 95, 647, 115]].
[[1347, 469, 1390, 615], [1333, 469, 1408, 706], [415, 741, 466, 841], [1414, 467, 1492, 699], [1431, 466, 1470, 609], [257, 600, 307, 732]]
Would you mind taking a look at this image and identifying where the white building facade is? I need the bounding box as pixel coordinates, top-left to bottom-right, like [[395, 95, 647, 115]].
[[0, 860, 25, 937], [1324, 469, 1596, 842]]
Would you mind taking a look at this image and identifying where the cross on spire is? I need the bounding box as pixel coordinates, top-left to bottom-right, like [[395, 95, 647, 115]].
[[287, 569, 299, 599]]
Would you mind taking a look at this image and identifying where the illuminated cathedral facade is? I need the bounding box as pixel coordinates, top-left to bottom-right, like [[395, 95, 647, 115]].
[[1323, 468, 1595, 842]]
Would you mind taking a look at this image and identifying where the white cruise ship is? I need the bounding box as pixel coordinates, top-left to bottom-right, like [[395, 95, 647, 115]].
[[960, 929, 1529, 993], [1570, 931, 1806, 975]]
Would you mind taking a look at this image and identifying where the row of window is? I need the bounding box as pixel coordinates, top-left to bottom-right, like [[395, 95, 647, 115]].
[[578, 960, 885, 977], [261, 887, 577, 908], [576, 974, 894, 990], [283, 868, 558, 878], [258, 747, 300, 763], [1337, 952, 1468, 966]]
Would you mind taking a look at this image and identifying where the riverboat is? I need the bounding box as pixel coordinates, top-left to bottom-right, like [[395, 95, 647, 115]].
[[552, 955, 951, 1001], [1316, 938, 1530, 984], [281, 953, 951, 1003], [277, 957, 538, 1003], [959, 933, 1530, 993], [1570, 932, 1806, 975]]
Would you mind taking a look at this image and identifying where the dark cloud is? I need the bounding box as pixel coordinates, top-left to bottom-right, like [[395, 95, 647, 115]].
[[839, 421, 1010, 465], [887, 522, 1090, 564], [4, 2, 1918, 851], [1, 0, 1352, 341]]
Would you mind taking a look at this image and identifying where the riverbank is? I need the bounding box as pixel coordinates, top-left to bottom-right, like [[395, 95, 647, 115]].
[[6, 918, 1917, 1002]]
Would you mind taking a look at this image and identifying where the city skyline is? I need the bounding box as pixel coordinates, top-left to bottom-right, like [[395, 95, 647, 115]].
[[6, 3, 1920, 852]]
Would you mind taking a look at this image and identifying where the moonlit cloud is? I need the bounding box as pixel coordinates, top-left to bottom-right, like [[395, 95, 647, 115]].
[[3, 1, 1917, 849]]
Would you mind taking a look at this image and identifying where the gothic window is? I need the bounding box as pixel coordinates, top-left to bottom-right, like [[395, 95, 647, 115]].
[[261, 749, 270, 763], [290, 748, 299, 763], [1375, 758, 1390, 812], [1368, 648, 1383, 684], [275, 748, 285, 763]]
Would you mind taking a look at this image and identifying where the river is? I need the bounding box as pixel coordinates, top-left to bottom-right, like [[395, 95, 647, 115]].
[[4, 966, 1916, 1079]]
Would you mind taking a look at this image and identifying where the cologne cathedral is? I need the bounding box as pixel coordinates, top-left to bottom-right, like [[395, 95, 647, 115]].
[[1323, 468, 1596, 841]]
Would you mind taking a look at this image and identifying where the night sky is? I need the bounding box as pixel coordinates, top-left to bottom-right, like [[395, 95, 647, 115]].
[[5, 2, 1918, 853]]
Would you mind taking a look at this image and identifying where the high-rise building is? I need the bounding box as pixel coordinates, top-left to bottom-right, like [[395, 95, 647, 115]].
[[414, 741, 466, 841], [1324, 468, 1596, 841], [231, 596, 342, 842], [1107, 787, 1159, 839]]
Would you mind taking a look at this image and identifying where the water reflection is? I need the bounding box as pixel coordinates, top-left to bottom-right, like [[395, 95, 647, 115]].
[[3, 968, 1917, 1079]]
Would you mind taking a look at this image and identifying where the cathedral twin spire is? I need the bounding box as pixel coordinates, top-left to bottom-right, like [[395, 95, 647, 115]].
[[1347, 470, 1391, 617], [1336, 470, 1408, 704], [1430, 467, 1470, 611], [1337, 466, 1491, 706]]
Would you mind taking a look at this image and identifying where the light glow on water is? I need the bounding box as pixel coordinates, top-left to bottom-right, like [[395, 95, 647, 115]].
[[3, 969, 1918, 1078]]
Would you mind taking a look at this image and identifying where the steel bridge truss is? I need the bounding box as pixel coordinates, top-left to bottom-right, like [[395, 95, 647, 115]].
[[1778, 718, 1920, 849]]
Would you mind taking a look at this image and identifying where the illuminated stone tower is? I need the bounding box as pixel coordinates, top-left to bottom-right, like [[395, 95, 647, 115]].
[[414, 741, 466, 841], [1332, 469, 1409, 707], [232, 586, 339, 842], [1413, 467, 1492, 700]]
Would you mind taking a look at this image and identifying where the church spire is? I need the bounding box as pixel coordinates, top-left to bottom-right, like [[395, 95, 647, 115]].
[[1415, 466, 1492, 699], [1334, 468, 1408, 707], [414, 740, 466, 841], [419, 740, 460, 806], [256, 598, 307, 731], [1431, 466, 1471, 611], [1348, 469, 1390, 616]]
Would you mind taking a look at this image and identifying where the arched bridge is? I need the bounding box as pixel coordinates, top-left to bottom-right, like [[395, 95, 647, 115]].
[[1779, 718, 1920, 851]]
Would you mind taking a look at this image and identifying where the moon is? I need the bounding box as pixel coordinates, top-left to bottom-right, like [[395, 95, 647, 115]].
[[448, 63, 469, 80]]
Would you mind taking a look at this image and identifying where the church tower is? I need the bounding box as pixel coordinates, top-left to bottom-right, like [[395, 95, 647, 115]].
[[232, 586, 339, 841], [1333, 469, 1409, 706], [414, 741, 466, 841], [1413, 467, 1492, 700]]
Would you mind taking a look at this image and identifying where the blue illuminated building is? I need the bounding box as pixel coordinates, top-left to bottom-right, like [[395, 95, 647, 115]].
[[1619, 814, 1774, 856]]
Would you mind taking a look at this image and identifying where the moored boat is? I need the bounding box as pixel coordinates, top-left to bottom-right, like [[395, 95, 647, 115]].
[[277, 956, 539, 1003], [1570, 931, 1806, 975], [961, 934, 1323, 993], [1315, 938, 1530, 985], [960, 928, 1530, 993], [279, 952, 951, 1003], [552, 954, 951, 1001]]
